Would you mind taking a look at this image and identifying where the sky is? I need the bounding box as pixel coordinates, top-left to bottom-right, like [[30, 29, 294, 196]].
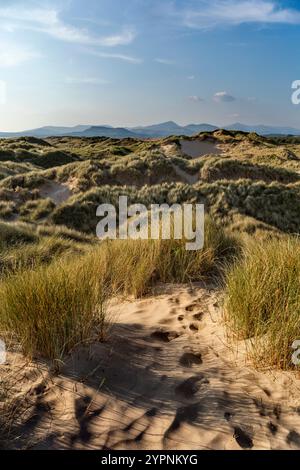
[[0, 0, 300, 130]]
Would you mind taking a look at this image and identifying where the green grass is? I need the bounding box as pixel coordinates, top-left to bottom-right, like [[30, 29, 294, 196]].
[[19, 198, 55, 222], [225, 237, 300, 369], [0, 221, 95, 276], [0, 235, 87, 276], [0, 249, 110, 360], [0, 216, 238, 359], [1, 131, 300, 370], [92, 215, 239, 297]]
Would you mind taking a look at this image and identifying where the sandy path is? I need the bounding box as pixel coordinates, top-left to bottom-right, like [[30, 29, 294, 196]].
[[3, 283, 300, 450]]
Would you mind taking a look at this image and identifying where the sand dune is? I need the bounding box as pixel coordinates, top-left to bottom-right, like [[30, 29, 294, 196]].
[[180, 139, 223, 158], [3, 283, 300, 450]]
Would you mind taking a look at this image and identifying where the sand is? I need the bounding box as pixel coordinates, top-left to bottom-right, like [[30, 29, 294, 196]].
[[180, 139, 223, 158], [2, 283, 300, 450], [39, 181, 72, 205], [171, 164, 199, 184]]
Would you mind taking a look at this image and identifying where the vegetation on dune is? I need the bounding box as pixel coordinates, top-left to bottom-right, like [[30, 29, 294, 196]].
[[1, 131, 300, 370], [200, 158, 300, 184], [0, 221, 95, 276], [100, 215, 239, 297], [0, 251, 109, 359], [0, 216, 238, 359], [19, 198, 55, 222], [225, 237, 300, 369]]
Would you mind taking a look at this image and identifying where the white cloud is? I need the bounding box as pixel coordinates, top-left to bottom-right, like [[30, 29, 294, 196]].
[[0, 5, 136, 47], [187, 75, 195, 80], [154, 58, 175, 65], [214, 91, 236, 102], [176, 1, 300, 29], [65, 77, 110, 85], [89, 51, 143, 64], [0, 42, 40, 67], [189, 95, 204, 102]]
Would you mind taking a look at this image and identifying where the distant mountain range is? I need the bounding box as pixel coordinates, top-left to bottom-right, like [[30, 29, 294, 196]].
[[1, 121, 300, 138]]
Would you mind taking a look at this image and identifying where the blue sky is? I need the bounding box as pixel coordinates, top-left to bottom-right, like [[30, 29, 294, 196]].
[[0, 0, 300, 130]]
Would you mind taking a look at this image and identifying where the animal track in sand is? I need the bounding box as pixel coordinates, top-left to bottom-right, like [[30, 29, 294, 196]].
[[179, 352, 203, 368]]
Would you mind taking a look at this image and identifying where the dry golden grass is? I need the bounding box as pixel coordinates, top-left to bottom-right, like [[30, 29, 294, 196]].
[[0, 216, 238, 360], [225, 236, 300, 369], [0, 250, 110, 360]]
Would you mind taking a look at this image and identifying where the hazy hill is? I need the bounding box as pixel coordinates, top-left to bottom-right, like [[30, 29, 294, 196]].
[[1, 122, 300, 139]]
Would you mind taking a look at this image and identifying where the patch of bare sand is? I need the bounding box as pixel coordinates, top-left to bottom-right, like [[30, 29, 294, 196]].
[[2, 283, 300, 450], [180, 139, 223, 158], [39, 181, 72, 205], [171, 164, 199, 184]]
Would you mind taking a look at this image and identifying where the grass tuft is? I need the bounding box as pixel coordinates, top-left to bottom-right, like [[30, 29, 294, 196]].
[[225, 237, 300, 369]]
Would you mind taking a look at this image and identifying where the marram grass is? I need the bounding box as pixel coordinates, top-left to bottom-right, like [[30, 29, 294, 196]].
[[225, 237, 300, 369]]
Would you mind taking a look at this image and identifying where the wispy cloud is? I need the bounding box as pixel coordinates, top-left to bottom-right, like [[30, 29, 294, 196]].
[[0, 5, 136, 47], [174, 0, 300, 29], [0, 42, 40, 67], [154, 58, 175, 65], [214, 91, 236, 102], [65, 77, 110, 85], [187, 75, 195, 80], [189, 95, 204, 102], [88, 51, 143, 64]]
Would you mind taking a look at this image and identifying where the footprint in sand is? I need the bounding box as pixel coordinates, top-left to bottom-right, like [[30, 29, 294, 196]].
[[189, 322, 199, 332], [185, 303, 201, 313], [233, 426, 254, 449], [163, 403, 201, 443], [179, 352, 203, 368], [287, 430, 300, 448], [268, 422, 278, 436], [175, 375, 209, 399], [193, 312, 204, 321], [151, 330, 180, 343]]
